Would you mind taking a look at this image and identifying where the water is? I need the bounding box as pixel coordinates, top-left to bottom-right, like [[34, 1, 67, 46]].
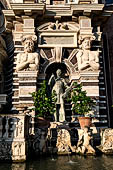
[[1, 155, 113, 170]]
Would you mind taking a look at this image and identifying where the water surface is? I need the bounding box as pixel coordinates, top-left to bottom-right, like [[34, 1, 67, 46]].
[[0, 155, 113, 170]]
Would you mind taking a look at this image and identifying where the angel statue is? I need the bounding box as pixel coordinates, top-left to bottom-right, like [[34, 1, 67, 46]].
[[48, 69, 71, 122]]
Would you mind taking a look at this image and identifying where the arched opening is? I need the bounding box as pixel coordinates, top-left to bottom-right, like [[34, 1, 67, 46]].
[[45, 62, 70, 82]]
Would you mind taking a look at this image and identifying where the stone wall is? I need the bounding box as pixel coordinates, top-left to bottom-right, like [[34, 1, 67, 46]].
[[103, 13, 113, 127]]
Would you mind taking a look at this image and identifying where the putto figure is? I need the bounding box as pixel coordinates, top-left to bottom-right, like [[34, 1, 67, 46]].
[[76, 35, 99, 71], [16, 35, 40, 71]]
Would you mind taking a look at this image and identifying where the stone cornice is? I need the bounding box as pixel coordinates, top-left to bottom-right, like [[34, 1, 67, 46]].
[[46, 5, 72, 16], [71, 4, 104, 16], [9, 3, 45, 15], [71, 4, 104, 11], [2, 9, 15, 17], [2, 3, 113, 23]]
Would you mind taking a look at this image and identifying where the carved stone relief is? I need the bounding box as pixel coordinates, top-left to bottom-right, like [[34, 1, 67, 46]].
[[48, 20, 69, 31], [51, 46, 62, 63], [76, 127, 95, 154], [37, 21, 79, 47], [99, 129, 113, 154], [76, 35, 99, 72], [0, 141, 12, 160], [0, 116, 25, 140], [33, 128, 47, 153], [38, 21, 79, 31], [16, 35, 40, 72], [0, 115, 26, 161], [12, 141, 25, 157], [56, 129, 75, 153]]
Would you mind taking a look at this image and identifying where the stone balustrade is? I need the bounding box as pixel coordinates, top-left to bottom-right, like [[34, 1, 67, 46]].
[[0, 114, 28, 162]]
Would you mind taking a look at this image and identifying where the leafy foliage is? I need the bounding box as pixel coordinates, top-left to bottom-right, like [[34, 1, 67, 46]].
[[31, 80, 56, 118], [69, 82, 95, 115]]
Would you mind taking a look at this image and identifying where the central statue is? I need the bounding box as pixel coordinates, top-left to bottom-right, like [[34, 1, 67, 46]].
[[48, 69, 69, 122]]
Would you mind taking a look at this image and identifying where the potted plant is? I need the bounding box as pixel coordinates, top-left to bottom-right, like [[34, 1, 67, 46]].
[[31, 80, 56, 127], [69, 82, 96, 129]]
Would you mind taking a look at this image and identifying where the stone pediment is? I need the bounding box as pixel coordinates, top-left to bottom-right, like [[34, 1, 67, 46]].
[[37, 21, 79, 32], [37, 21, 79, 48]]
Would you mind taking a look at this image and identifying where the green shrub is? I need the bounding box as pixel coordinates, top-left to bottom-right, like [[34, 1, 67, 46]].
[[69, 82, 95, 115], [31, 80, 56, 119]]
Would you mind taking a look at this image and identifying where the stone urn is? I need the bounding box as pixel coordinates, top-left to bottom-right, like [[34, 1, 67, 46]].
[[78, 117, 92, 129]]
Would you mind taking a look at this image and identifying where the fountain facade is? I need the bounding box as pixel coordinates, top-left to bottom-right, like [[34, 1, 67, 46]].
[[0, 0, 113, 162]]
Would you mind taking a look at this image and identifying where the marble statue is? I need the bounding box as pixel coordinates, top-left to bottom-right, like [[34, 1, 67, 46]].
[[16, 35, 40, 71], [48, 69, 70, 122], [76, 36, 99, 71]]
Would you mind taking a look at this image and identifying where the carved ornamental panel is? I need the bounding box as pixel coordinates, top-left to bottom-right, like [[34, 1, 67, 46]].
[[37, 21, 79, 48]]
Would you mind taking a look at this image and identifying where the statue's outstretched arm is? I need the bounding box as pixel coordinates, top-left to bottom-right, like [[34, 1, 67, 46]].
[[62, 80, 73, 98], [48, 74, 55, 86]]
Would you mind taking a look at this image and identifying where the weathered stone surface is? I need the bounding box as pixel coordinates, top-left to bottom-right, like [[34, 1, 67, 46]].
[[76, 35, 99, 72], [0, 114, 28, 162], [56, 129, 75, 153], [76, 127, 95, 155], [12, 141, 26, 161], [0, 141, 12, 160], [16, 35, 40, 72], [33, 128, 47, 154], [99, 129, 113, 154]]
